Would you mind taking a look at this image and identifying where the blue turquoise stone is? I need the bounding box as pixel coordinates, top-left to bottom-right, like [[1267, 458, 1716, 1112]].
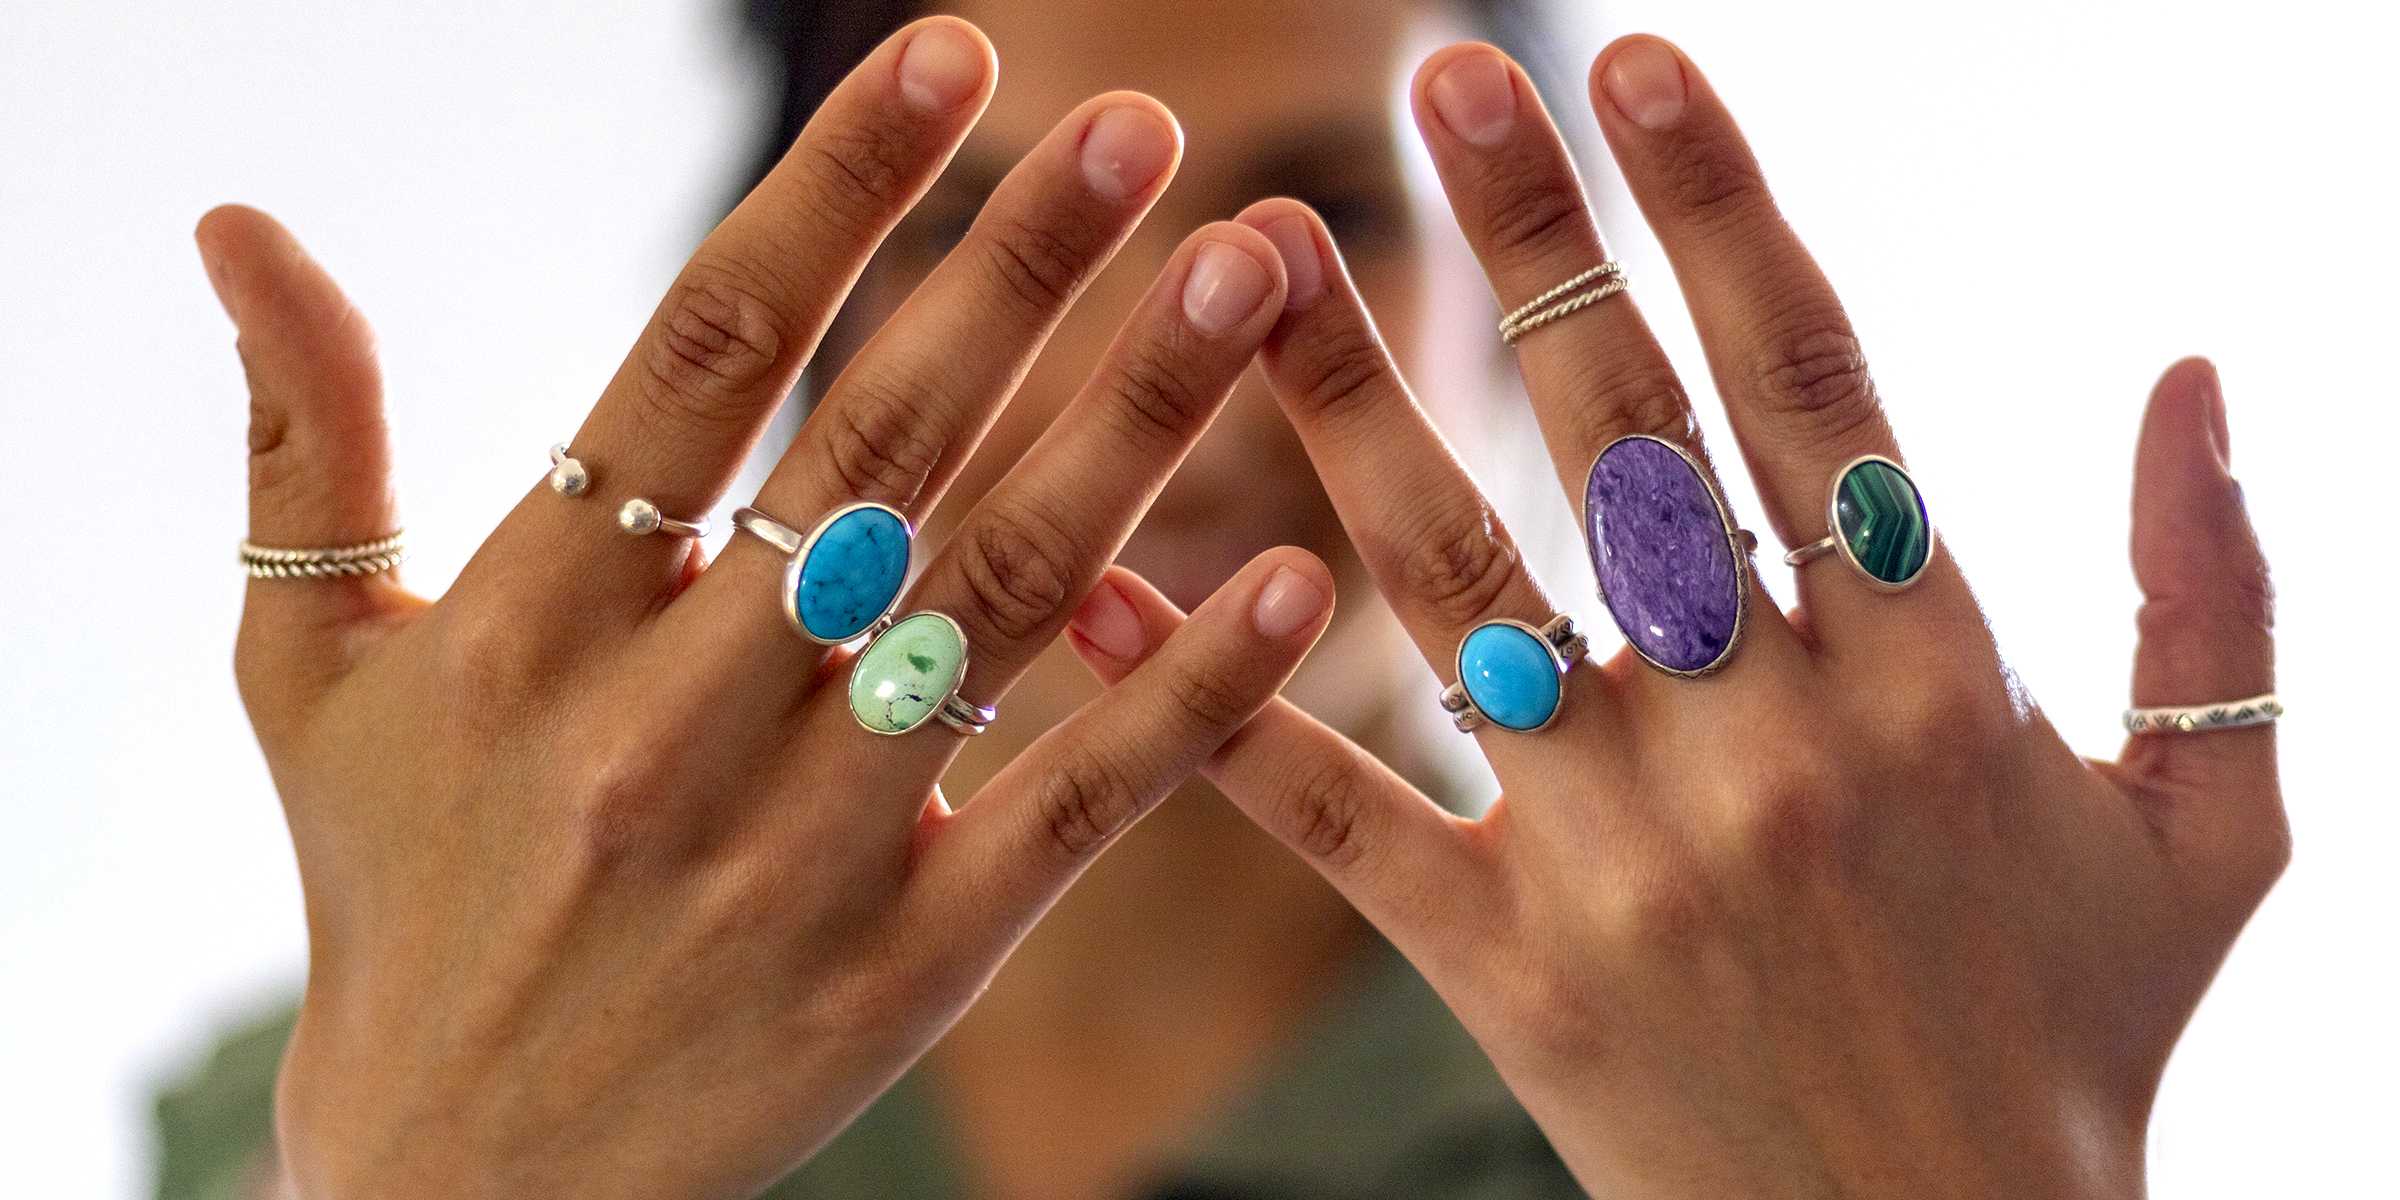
[[1584, 436, 1743, 674], [1834, 459, 1930, 584], [1459, 622, 1561, 731], [793, 506, 910, 642]]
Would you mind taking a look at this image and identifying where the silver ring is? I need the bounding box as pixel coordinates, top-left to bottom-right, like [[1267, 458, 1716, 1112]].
[[2124, 693, 2282, 735], [849, 611, 990, 736], [1499, 262, 1629, 344], [549, 444, 709, 537], [616, 498, 709, 539], [240, 532, 407, 580], [1780, 454, 1933, 590], [548, 444, 590, 496], [1439, 614, 1586, 733], [734, 502, 914, 644]]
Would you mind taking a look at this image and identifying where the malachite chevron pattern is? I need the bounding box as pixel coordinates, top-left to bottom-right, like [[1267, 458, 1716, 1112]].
[[1833, 460, 1929, 584]]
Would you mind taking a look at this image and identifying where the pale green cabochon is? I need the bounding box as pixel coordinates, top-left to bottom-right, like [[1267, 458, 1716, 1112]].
[[849, 612, 967, 734]]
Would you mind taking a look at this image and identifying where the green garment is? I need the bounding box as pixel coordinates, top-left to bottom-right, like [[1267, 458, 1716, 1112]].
[[156, 943, 1584, 1200]]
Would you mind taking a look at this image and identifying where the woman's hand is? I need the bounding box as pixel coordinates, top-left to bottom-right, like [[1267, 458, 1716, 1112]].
[[1080, 36, 2283, 1199], [202, 18, 1328, 1200]]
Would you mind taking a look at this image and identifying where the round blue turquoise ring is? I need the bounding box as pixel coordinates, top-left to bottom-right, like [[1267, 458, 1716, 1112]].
[[732, 501, 914, 644], [1439, 615, 1588, 733]]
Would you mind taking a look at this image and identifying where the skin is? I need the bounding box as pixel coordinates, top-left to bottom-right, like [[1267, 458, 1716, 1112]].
[[196, 8, 2281, 1200], [1087, 35, 2278, 1200]]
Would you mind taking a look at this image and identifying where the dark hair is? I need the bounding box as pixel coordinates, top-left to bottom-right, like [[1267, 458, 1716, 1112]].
[[738, 0, 1554, 194]]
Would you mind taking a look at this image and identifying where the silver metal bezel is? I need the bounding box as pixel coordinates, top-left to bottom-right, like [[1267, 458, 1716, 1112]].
[[850, 610, 973, 737], [1581, 433, 1754, 680], [746, 501, 913, 645], [1445, 617, 1574, 733], [1821, 453, 1933, 593]]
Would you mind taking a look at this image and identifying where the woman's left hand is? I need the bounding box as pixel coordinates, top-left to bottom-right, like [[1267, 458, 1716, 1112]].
[[1072, 35, 2283, 1200]]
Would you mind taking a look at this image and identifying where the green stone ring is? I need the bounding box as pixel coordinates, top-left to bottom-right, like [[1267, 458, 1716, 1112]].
[[847, 611, 994, 736], [1782, 454, 1933, 590]]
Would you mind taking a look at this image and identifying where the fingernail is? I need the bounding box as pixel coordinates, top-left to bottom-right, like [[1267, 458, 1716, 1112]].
[[1260, 216, 1324, 310], [898, 22, 985, 112], [1081, 106, 1177, 201], [1182, 242, 1273, 337], [1603, 39, 1688, 130], [1428, 50, 1517, 148], [1070, 580, 1148, 660], [2197, 361, 2231, 470], [1252, 567, 1327, 639]]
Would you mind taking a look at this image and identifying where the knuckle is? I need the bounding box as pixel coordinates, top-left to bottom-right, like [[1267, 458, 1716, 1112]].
[[1278, 758, 1377, 870], [427, 602, 543, 718], [1572, 356, 1696, 445], [1752, 310, 1880, 440], [1280, 326, 1398, 424], [1655, 131, 1773, 229], [1037, 748, 1143, 861], [957, 503, 1084, 644], [641, 265, 787, 431], [1718, 758, 1864, 870], [1476, 157, 1593, 264], [1393, 503, 1526, 628], [795, 126, 914, 235], [562, 739, 679, 874], [1158, 663, 1259, 737], [818, 376, 947, 507], [1099, 345, 1215, 449], [971, 215, 1090, 327]]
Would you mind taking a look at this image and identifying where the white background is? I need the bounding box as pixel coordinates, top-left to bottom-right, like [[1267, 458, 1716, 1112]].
[[1, 1, 2392, 1196]]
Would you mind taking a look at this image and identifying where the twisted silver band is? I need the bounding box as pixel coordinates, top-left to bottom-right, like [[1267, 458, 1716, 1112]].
[[1499, 262, 1630, 344], [2124, 693, 2283, 735], [240, 533, 407, 580]]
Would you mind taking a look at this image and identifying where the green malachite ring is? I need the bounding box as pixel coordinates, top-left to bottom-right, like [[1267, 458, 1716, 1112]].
[[1782, 454, 1933, 590]]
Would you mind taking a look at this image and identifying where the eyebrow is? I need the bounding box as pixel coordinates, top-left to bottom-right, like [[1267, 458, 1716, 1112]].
[[930, 115, 1396, 210]]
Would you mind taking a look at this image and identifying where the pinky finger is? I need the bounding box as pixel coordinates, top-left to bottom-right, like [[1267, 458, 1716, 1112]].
[[1071, 566, 1504, 980]]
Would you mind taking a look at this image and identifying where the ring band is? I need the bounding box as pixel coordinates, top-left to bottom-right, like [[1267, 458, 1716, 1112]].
[[1499, 262, 1629, 344], [239, 532, 407, 580], [1781, 454, 1933, 590], [548, 444, 590, 496], [1440, 614, 1586, 733], [2124, 693, 2282, 735], [850, 611, 990, 736], [733, 502, 913, 644]]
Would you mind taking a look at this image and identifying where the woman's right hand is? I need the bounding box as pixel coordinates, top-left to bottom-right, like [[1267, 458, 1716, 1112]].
[[199, 18, 1325, 1200]]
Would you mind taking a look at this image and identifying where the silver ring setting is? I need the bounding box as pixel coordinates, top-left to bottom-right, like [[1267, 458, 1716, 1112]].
[[2124, 692, 2282, 735], [239, 532, 407, 580], [849, 611, 990, 736], [1583, 434, 1755, 678], [1439, 615, 1586, 733], [1499, 262, 1630, 344], [1781, 454, 1932, 590], [733, 502, 914, 645]]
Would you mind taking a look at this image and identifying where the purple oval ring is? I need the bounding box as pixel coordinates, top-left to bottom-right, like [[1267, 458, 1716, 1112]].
[[1583, 434, 1751, 677]]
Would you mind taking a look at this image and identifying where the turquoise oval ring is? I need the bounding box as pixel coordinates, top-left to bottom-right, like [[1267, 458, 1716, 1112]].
[[849, 611, 974, 735], [1439, 615, 1586, 733], [733, 502, 914, 644], [1782, 455, 1932, 590]]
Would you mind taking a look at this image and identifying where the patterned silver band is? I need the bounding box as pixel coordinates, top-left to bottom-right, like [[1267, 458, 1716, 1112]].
[[2124, 692, 2283, 735], [239, 533, 407, 580], [1499, 262, 1630, 344]]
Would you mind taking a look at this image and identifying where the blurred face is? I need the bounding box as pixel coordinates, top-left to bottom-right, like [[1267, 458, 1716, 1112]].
[[829, 0, 1487, 758]]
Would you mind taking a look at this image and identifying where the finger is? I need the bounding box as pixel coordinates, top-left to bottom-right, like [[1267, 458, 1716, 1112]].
[[691, 93, 1181, 672], [1410, 43, 1701, 506], [198, 204, 420, 731], [1063, 564, 1501, 980], [1589, 37, 1953, 619], [1237, 199, 1631, 726], [910, 550, 1334, 937], [531, 18, 996, 593], [2114, 359, 2285, 885], [857, 221, 1284, 749]]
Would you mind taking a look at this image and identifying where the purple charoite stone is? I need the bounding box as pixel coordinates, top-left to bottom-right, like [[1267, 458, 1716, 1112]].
[[1584, 436, 1743, 674]]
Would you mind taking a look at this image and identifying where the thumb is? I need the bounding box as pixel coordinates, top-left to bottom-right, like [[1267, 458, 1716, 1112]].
[[199, 205, 411, 729], [2117, 356, 2285, 887]]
